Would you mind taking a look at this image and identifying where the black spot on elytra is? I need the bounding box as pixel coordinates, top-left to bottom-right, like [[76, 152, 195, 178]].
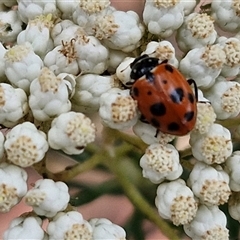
[[168, 122, 180, 132], [132, 87, 139, 97], [147, 91, 152, 95], [162, 79, 168, 84], [170, 88, 184, 103], [150, 102, 166, 116], [184, 111, 194, 122], [165, 64, 174, 73], [188, 92, 194, 104], [151, 118, 160, 128]]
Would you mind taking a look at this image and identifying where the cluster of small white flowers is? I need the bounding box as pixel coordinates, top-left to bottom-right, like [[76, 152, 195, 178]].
[[0, 0, 240, 239]]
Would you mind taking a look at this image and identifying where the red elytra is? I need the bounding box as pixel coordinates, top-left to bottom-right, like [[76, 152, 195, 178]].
[[129, 55, 197, 136]]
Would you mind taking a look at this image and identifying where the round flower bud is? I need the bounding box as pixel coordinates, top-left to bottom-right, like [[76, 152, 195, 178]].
[[212, 0, 240, 32], [190, 123, 232, 165], [228, 192, 240, 222], [184, 205, 229, 239], [89, 218, 126, 240], [17, 14, 54, 59], [3, 216, 44, 240], [176, 13, 217, 52], [25, 179, 70, 218], [43, 39, 80, 76], [74, 34, 109, 74], [56, 0, 78, 20], [107, 49, 129, 74], [72, 74, 120, 113], [29, 67, 71, 121], [48, 111, 96, 155], [140, 143, 182, 184], [47, 211, 93, 239], [94, 10, 144, 52], [0, 42, 7, 81], [204, 77, 240, 120], [188, 162, 231, 206], [0, 162, 28, 213], [193, 90, 216, 135], [143, 0, 185, 38], [116, 57, 135, 87], [133, 120, 175, 145], [17, 0, 58, 23], [0, 83, 28, 128], [72, 0, 115, 35], [179, 44, 226, 89], [4, 122, 49, 167], [51, 20, 82, 46], [4, 42, 44, 93], [99, 88, 138, 130], [155, 179, 198, 226], [217, 36, 240, 77], [0, 10, 23, 43], [141, 41, 178, 67], [225, 151, 240, 191]]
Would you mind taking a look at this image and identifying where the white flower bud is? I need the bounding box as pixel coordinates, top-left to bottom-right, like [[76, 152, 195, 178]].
[[225, 151, 240, 191], [176, 13, 217, 52], [51, 20, 82, 46], [43, 39, 80, 76], [155, 179, 198, 226], [188, 162, 231, 206], [133, 120, 175, 145], [179, 44, 226, 89], [99, 88, 138, 130], [89, 218, 126, 240], [229, 192, 240, 222], [217, 36, 240, 77], [140, 143, 182, 184], [193, 90, 216, 135], [4, 43, 43, 93], [107, 49, 129, 74], [29, 67, 71, 121], [190, 123, 232, 164], [94, 10, 144, 52], [0, 10, 22, 43], [143, 0, 185, 38], [56, 0, 78, 20], [72, 74, 120, 113], [142, 41, 178, 67], [17, 14, 54, 59], [0, 42, 7, 80], [25, 179, 70, 217], [0, 83, 28, 128], [0, 162, 27, 213], [204, 78, 240, 120], [116, 57, 135, 86], [47, 211, 93, 240], [17, 0, 58, 23], [212, 0, 240, 32], [184, 205, 229, 239], [3, 216, 44, 240], [72, 0, 114, 35], [180, 0, 196, 15], [48, 111, 96, 155], [74, 34, 109, 74], [4, 122, 49, 167]]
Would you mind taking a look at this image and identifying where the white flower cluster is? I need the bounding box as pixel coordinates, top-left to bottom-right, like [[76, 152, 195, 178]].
[[0, 0, 240, 239]]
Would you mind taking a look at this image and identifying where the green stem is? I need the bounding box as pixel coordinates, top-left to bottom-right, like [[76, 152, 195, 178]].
[[216, 117, 240, 128], [51, 153, 103, 181], [104, 153, 181, 240]]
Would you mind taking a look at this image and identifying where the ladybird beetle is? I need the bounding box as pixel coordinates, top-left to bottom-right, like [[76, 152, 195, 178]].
[[129, 54, 198, 136]]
